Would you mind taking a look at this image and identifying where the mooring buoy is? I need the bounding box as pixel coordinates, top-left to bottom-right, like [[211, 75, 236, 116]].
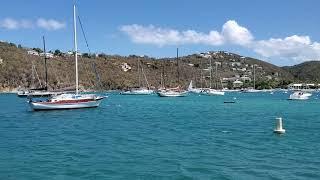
[[274, 117, 285, 134]]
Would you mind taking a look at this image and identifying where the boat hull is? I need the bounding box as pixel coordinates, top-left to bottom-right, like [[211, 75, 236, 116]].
[[202, 89, 225, 96], [120, 89, 154, 95], [157, 91, 187, 97], [29, 99, 103, 111]]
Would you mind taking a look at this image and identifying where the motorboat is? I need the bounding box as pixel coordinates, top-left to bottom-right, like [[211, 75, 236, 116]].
[[288, 91, 312, 100]]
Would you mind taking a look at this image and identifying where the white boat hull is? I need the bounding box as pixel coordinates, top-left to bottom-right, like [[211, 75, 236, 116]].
[[202, 89, 225, 96], [121, 89, 154, 95], [157, 90, 187, 97], [29, 94, 105, 111]]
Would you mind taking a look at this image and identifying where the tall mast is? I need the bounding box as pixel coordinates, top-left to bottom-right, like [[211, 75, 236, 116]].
[[138, 58, 141, 87], [209, 57, 212, 89], [200, 59, 203, 89], [176, 48, 180, 85], [215, 62, 218, 89], [73, 3, 79, 94], [42, 36, 48, 90], [253, 64, 256, 90]]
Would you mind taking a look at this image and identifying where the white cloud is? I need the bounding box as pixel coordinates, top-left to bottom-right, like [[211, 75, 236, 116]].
[[120, 20, 251, 47], [120, 20, 320, 62], [0, 18, 34, 29], [253, 35, 320, 63], [0, 18, 65, 30], [120, 24, 224, 46], [36, 18, 65, 30], [221, 20, 253, 46]]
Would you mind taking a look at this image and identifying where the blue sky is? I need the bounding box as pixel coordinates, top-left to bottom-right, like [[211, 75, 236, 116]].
[[0, 0, 320, 66]]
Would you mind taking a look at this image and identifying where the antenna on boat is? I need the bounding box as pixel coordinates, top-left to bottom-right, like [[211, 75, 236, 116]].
[[42, 36, 48, 91], [73, 2, 79, 95]]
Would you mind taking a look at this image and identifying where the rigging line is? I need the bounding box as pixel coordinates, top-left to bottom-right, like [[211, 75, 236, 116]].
[[77, 11, 103, 89]]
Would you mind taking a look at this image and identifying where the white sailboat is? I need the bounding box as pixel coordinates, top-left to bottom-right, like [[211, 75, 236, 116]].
[[202, 58, 224, 96], [29, 3, 105, 111], [157, 48, 188, 97], [121, 59, 154, 95], [187, 80, 203, 93], [18, 37, 62, 97], [243, 64, 260, 93]]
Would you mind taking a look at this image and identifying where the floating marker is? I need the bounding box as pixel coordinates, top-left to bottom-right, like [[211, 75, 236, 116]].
[[274, 117, 285, 134]]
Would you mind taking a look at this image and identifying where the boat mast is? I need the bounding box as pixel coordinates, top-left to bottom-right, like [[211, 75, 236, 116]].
[[215, 61, 218, 89], [209, 57, 212, 89], [253, 64, 256, 90], [138, 58, 141, 87], [176, 48, 180, 86], [42, 36, 48, 90], [73, 3, 79, 95], [200, 59, 203, 89]]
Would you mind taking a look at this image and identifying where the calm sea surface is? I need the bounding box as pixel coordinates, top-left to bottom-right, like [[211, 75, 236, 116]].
[[0, 92, 319, 179]]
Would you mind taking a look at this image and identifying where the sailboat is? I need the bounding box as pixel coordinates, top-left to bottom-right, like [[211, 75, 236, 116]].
[[188, 58, 205, 94], [157, 48, 188, 97], [18, 37, 62, 97], [29, 3, 105, 111], [243, 64, 260, 93], [121, 59, 154, 95], [202, 58, 224, 96]]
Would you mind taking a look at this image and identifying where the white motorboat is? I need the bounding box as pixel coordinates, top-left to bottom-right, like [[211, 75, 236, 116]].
[[121, 88, 154, 95], [288, 91, 312, 100], [29, 3, 105, 110]]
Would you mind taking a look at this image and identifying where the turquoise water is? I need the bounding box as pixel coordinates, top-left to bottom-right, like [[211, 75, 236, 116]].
[[0, 92, 319, 179]]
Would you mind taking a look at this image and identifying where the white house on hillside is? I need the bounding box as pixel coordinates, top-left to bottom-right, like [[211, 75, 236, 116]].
[[27, 50, 39, 56], [40, 52, 54, 58]]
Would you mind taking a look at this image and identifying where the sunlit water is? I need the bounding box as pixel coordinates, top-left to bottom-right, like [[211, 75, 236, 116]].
[[0, 92, 319, 179]]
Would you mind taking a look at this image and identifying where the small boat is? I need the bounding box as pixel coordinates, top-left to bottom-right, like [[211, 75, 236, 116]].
[[242, 88, 261, 93], [157, 88, 188, 97], [202, 88, 225, 96], [201, 58, 225, 96], [288, 91, 312, 100], [120, 88, 154, 95], [29, 3, 105, 110], [157, 48, 187, 97], [18, 90, 61, 97], [187, 80, 203, 94], [120, 58, 154, 95]]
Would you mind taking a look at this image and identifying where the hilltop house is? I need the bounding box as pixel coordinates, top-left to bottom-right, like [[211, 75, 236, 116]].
[[233, 80, 243, 88], [39, 52, 54, 58], [121, 63, 132, 72], [27, 50, 39, 56]]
